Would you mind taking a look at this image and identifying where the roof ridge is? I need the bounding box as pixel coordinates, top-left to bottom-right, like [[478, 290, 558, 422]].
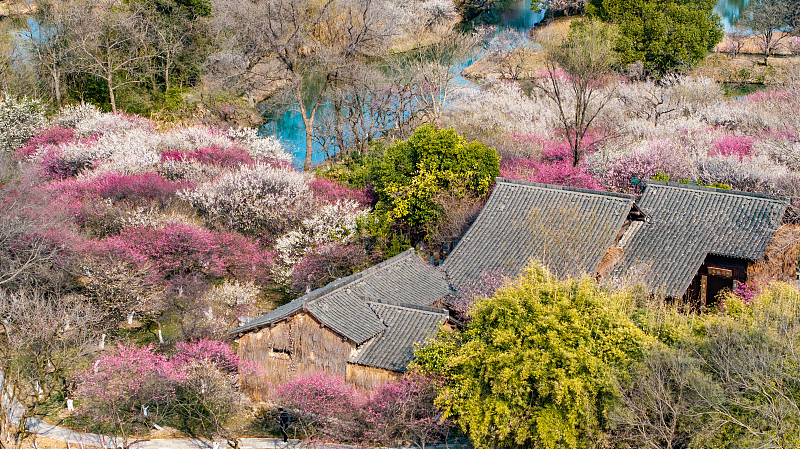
[[366, 298, 449, 316], [645, 180, 789, 203], [303, 248, 418, 305], [495, 177, 636, 201]]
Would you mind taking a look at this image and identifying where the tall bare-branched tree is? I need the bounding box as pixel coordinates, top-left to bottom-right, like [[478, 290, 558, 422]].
[[211, 0, 396, 169], [23, 0, 79, 105], [533, 19, 618, 166], [72, 0, 160, 112], [740, 0, 800, 65]]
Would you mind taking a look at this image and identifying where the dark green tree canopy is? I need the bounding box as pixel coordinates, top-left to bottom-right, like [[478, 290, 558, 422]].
[[587, 0, 723, 74]]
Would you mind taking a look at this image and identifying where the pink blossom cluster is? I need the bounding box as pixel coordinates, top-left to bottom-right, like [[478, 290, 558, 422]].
[[56, 172, 192, 203], [733, 281, 760, 305], [161, 144, 254, 168], [289, 243, 373, 294], [308, 177, 375, 207], [501, 157, 601, 190], [173, 339, 253, 374], [710, 135, 754, 160], [101, 222, 273, 283], [15, 126, 78, 160], [73, 341, 250, 431], [273, 370, 452, 445]]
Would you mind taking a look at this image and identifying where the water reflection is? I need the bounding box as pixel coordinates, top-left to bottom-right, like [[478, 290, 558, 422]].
[[714, 0, 748, 30]]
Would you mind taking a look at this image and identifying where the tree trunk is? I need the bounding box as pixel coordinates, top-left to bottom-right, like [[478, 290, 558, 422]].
[[164, 56, 170, 92], [109, 83, 117, 113], [303, 117, 314, 170], [52, 71, 62, 105]]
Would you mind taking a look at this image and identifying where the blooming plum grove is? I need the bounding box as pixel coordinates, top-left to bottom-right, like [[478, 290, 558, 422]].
[[0, 100, 389, 425], [442, 76, 800, 202]]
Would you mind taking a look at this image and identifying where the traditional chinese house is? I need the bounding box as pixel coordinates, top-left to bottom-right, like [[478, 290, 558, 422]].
[[441, 177, 642, 290], [230, 249, 454, 395], [609, 181, 798, 307]]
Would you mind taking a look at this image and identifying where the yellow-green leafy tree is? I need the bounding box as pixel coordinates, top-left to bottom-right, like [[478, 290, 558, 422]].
[[375, 124, 499, 235], [414, 264, 651, 448]]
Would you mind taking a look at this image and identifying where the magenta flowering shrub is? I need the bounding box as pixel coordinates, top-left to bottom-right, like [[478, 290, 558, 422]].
[[16, 126, 76, 160], [73, 342, 251, 439], [172, 340, 242, 373], [72, 344, 178, 438], [60, 172, 191, 203], [161, 145, 254, 168], [289, 243, 372, 294], [711, 135, 754, 159], [272, 371, 450, 446], [363, 372, 453, 448], [308, 177, 375, 207], [539, 140, 573, 163], [274, 371, 366, 441], [733, 281, 759, 305], [105, 223, 273, 284], [501, 157, 602, 190], [604, 141, 694, 193]]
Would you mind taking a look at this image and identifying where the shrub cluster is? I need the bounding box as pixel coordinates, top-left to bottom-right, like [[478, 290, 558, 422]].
[[272, 370, 452, 447]]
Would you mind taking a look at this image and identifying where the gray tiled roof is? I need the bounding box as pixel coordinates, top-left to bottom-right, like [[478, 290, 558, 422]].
[[348, 299, 449, 372], [442, 178, 635, 289], [613, 181, 788, 297], [230, 249, 452, 345]]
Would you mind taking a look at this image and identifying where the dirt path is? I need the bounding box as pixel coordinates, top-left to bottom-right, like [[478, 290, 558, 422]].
[[25, 418, 472, 449]]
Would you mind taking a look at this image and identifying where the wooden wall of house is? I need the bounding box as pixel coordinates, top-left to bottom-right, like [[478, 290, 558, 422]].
[[345, 364, 402, 391], [748, 225, 800, 285], [237, 312, 353, 398]]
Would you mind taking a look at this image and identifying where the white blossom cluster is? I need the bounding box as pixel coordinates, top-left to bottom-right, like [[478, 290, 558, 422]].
[[697, 154, 800, 198], [179, 163, 315, 236], [0, 94, 47, 154], [225, 127, 293, 163], [157, 125, 239, 153], [53, 103, 102, 129], [74, 111, 153, 137], [200, 280, 262, 326], [274, 199, 370, 269], [85, 128, 163, 176], [443, 82, 560, 157]]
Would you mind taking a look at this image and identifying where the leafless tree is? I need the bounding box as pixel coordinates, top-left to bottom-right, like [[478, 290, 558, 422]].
[[211, 0, 396, 170], [23, 0, 80, 105], [71, 0, 160, 112], [400, 29, 482, 123], [611, 344, 711, 449], [0, 289, 102, 449], [313, 64, 420, 158], [532, 19, 618, 166], [740, 0, 798, 65], [0, 187, 75, 294], [616, 77, 684, 127]]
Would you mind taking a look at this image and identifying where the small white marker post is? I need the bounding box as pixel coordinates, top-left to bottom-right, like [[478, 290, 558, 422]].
[[67, 398, 74, 411]]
